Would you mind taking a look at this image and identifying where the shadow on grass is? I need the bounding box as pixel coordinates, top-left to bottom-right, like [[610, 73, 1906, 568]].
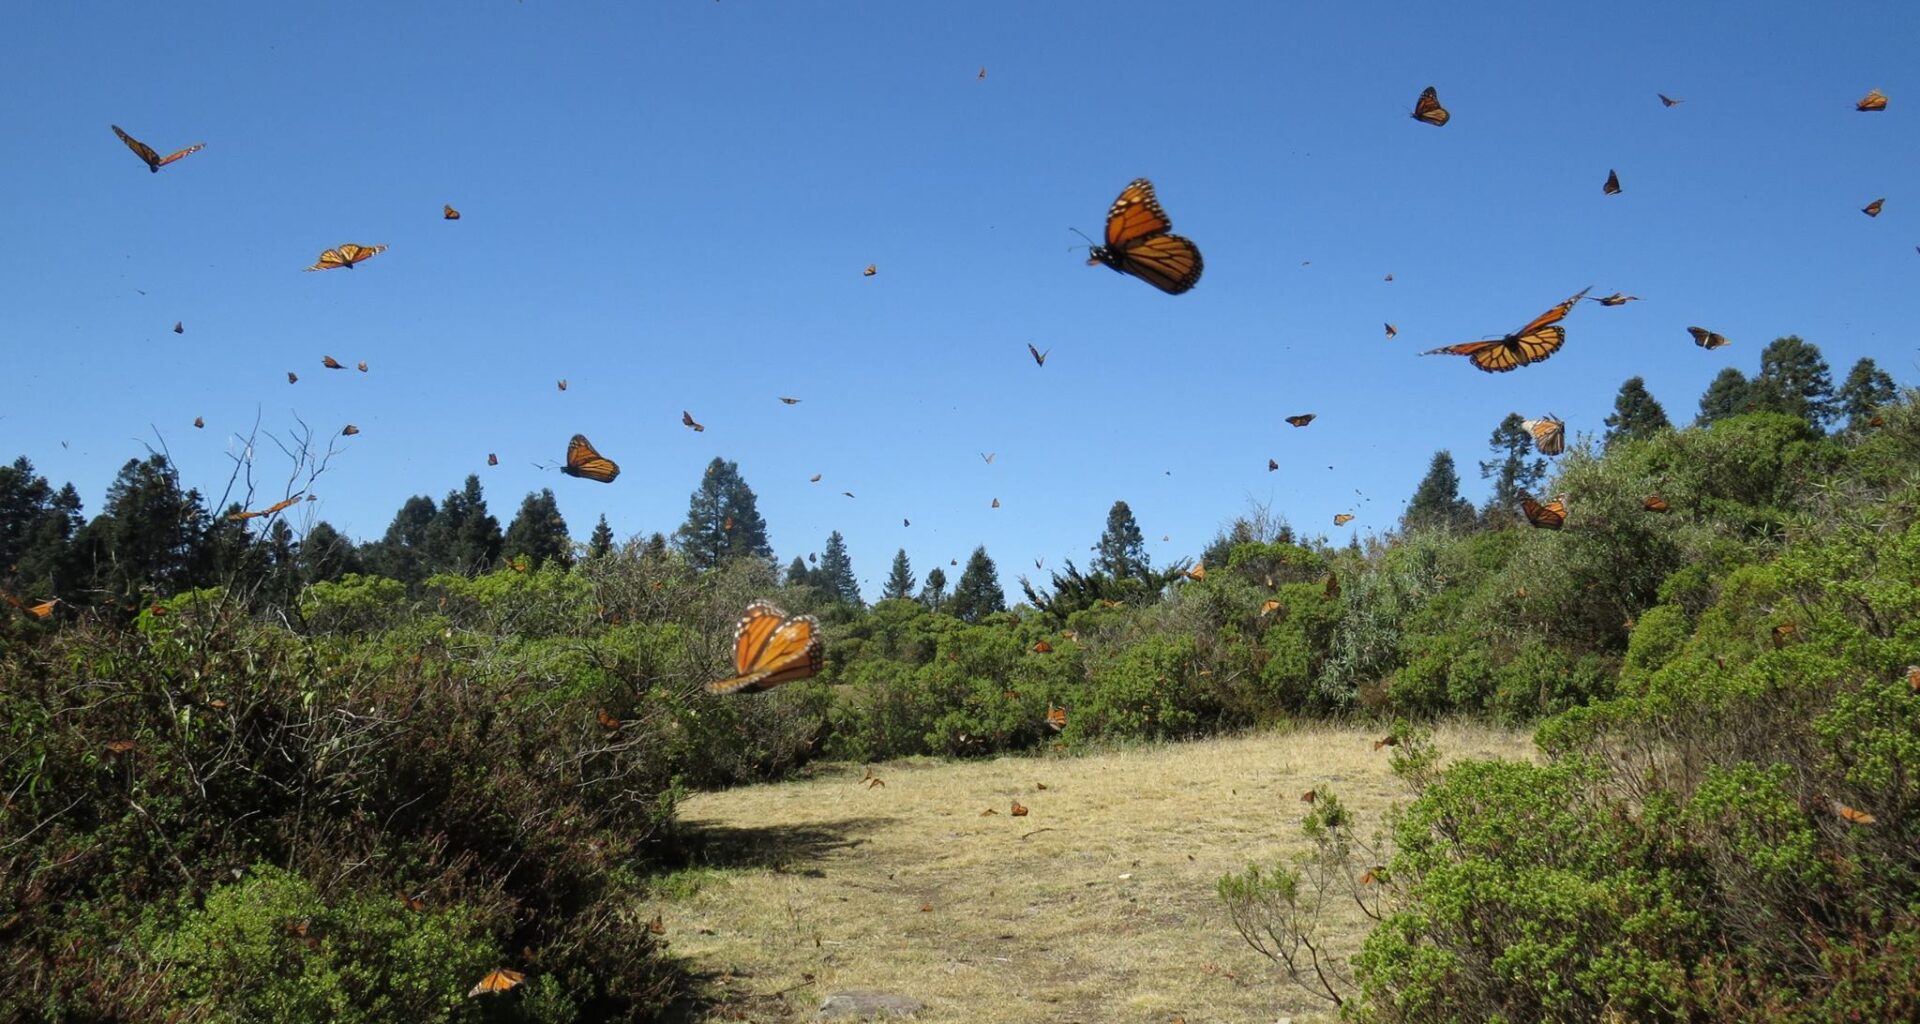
[[659, 815, 896, 873]]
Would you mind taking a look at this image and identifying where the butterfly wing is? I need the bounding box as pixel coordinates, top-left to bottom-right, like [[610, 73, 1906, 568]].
[[340, 244, 386, 267], [112, 125, 163, 170], [1286, 413, 1316, 427], [561, 434, 620, 482], [155, 143, 204, 168], [1334, 513, 1354, 526], [1514, 287, 1591, 336], [1857, 89, 1888, 111], [444, 204, 461, 220], [1519, 494, 1567, 529], [305, 248, 345, 272], [1604, 169, 1621, 195], [1412, 86, 1450, 126], [1523, 416, 1566, 456], [709, 601, 823, 695], [467, 968, 526, 997], [1688, 326, 1728, 349], [1089, 179, 1204, 295]]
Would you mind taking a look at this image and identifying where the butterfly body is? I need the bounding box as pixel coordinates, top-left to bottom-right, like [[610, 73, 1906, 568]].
[[1087, 178, 1203, 295], [1422, 287, 1590, 372], [709, 600, 824, 695], [560, 434, 619, 482]]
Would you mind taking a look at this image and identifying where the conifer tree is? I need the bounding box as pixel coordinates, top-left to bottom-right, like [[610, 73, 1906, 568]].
[[1837, 357, 1897, 430], [503, 488, 571, 569], [1697, 367, 1755, 426], [674, 458, 772, 569], [1403, 451, 1474, 532], [919, 566, 948, 611], [587, 514, 615, 559], [299, 521, 362, 583], [1752, 335, 1836, 427], [1090, 500, 1151, 582], [1602, 376, 1672, 448], [429, 475, 504, 574], [74, 455, 210, 602], [948, 546, 1006, 622], [882, 548, 916, 601], [0, 458, 82, 597], [367, 495, 438, 585], [1479, 414, 1546, 512], [785, 556, 812, 588], [817, 530, 862, 606]]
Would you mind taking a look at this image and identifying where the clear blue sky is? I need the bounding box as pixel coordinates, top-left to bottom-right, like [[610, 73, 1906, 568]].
[[4, 2, 1915, 599]]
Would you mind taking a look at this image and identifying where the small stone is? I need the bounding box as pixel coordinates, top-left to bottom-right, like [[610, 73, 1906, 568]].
[[817, 991, 924, 1020]]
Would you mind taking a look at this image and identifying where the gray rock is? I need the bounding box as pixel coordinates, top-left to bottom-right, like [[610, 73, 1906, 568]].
[[816, 990, 924, 1020]]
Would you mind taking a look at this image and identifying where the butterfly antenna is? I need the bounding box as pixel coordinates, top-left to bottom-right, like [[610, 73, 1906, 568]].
[[1068, 227, 1099, 249]]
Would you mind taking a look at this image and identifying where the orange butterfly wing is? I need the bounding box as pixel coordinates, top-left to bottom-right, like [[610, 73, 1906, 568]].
[[444, 204, 461, 220], [1522, 416, 1566, 456], [467, 968, 526, 997], [561, 434, 620, 482], [1857, 89, 1888, 112], [1518, 493, 1567, 529], [1411, 86, 1450, 126], [112, 125, 162, 169], [1088, 179, 1204, 295], [1334, 513, 1355, 526], [1688, 326, 1729, 349], [1286, 413, 1316, 427], [1604, 169, 1621, 195], [709, 600, 823, 695]]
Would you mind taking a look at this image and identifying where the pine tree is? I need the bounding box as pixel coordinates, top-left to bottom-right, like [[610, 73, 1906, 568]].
[[0, 458, 82, 597], [919, 566, 949, 612], [1602, 376, 1672, 448], [1479, 414, 1546, 512], [882, 548, 916, 601], [1752, 335, 1836, 427], [1697, 367, 1755, 426], [785, 556, 812, 587], [1836, 357, 1897, 430], [1403, 451, 1474, 532], [502, 488, 572, 570], [259, 518, 302, 609], [299, 521, 363, 583], [1090, 500, 1151, 582], [587, 514, 615, 559], [674, 458, 773, 569], [429, 475, 504, 574], [367, 495, 438, 585], [73, 455, 210, 603], [947, 546, 1006, 622], [816, 530, 862, 606]]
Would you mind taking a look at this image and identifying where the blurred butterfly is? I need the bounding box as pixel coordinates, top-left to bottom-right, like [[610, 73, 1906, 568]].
[[1518, 493, 1567, 530], [104, 738, 135, 753], [903, 518, 910, 527], [1643, 495, 1670, 513], [488, 453, 499, 466], [1384, 273, 1394, 281], [1358, 867, 1385, 885], [1603, 169, 1621, 195], [647, 914, 666, 935], [1384, 323, 1397, 338], [287, 372, 298, 384], [1857, 88, 1888, 111], [357, 361, 368, 372], [682, 411, 705, 432], [978, 67, 986, 79], [1334, 513, 1354, 526], [193, 416, 204, 429], [982, 452, 995, 463], [1688, 326, 1730, 350], [398, 891, 427, 912], [1834, 801, 1877, 824], [1186, 562, 1206, 580], [810, 473, 822, 482], [1027, 343, 1048, 366], [596, 708, 621, 731], [467, 968, 526, 998], [1771, 622, 1796, 647], [1423, 287, 1590, 372], [1373, 734, 1399, 750], [322, 355, 344, 369], [1268, 458, 1279, 471], [708, 600, 824, 695], [1286, 413, 1316, 428], [1591, 293, 1639, 306], [1907, 665, 1919, 692], [1260, 599, 1281, 616], [341, 424, 360, 436], [229, 494, 303, 521], [1011, 800, 1031, 816], [1044, 706, 1066, 732], [1032, 640, 1052, 653], [1300, 789, 1317, 804], [304, 244, 386, 271], [1086, 178, 1204, 295], [1658, 93, 1683, 107], [810, 552, 819, 563], [560, 434, 620, 483], [1863, 198, 1884, 217], [1522, 415, 1565, 456], [173, 321, 184, 334], [1411, 86, 1450, 126], [843, 491, 856, 498], [779, 396, 801, 404], [991, 498, 1001, 508], [111, 125, 204, 172], [557, 379, 568, 391], [723, 516, 734, 531], [443, 204, 461, 220]]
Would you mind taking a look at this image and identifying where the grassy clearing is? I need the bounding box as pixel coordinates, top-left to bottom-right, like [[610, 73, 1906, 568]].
[[654, 722, 1536, 1023]]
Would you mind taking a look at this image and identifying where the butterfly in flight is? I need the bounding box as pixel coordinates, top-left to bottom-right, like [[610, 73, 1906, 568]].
[[1411, 86, 1450, 126], [110, 125, 204, 172], [1027, 343, 1048, 366], [468, 968, 526, 998], [1268, 458, 1279, 471], [981, 452, 995, 464], [903, 518, 910, 527], [1658, 93, 1684, 107], [863, 263, 877, 277], [487, 453, 499, 466], [229, 494, 304, 522], [779, 397, 801, 405], [1385, 323, 1398, 339], [322, 356, 344, 369], [1086, 178, 1204, 295], [1285, 413, 1316, 428], [842, 491, 856, 498], [560, 434, 620, 483], [1334, 513, 1355, 526], [1384, 273, 1394, 282], [1857, 88, 1888, 111], [1833, 801, 1877, 825], [173, 322, 184, 334], [287, 372, 299, 384], [1688, 326, 1730, 350], [1518, 493, 1568, 530], [708, 600, 824, 695], [1591, 293, 1639, 306], [1863, 198, 1885, 217], [1522, 415, 1565, 456], [1642, 495, 1670, 513], [341, 424, 360, 436], [991, 498, 1001, 508], [1422, 287, 1591, 372], [1603, 169, 1622, 196], [1032, 640, 1053, 654], [682, 411, 705, 432], [810, 473, 822, 482], [557, 379, 568, 391], [193, 416, 204, 429], [304, 244, 386, 271], [978, 67, 986, 80], [443, 204, 461, 220], [357, 361, 368, 372]]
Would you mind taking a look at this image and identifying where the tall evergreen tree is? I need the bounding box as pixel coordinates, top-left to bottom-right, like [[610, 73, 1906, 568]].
[[299, 521, 362, 583], [1602, 376, 1672, 448], [1837, 357, 1897, 430], [0, 459, 82, 597], [1697, 367, 1756, 426], [199, 505, 267, 595], [919, 566, 949, 612], [367, 495, 438, 585], [73, 455, 210, 603], [816, 530, 862, 606], [1479, 414, 1547, 512], [429, 475, 503, 574], [259, 518, 302, 609], [882, 548, 916, 601], [1752, 335, 1836, 427], [785, 555, 813, 588], [1403, 451, 1474, 532], [948, 546, 1006, 622], [1090, 500, 1151, 582], [502, 488, 571, 570], [587, 514, 615, 559], [674, 458, 773, 569]]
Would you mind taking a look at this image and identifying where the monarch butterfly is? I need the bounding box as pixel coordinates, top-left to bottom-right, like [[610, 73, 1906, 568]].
[[982, 452, 995, 463], [443, 204, 461, 220], [708, 600, 824, 695], [1384, 323, 1397, 339], [844, 491, 857, 498], [173, 321, 184, 334], [1857, 89, 1888, 111], [288, 372, 299, 384], [1863, 198, 1884, 217], [1688, 326, 1730, 349], [193, 416, 204, 429], [1643, 494, 1670, 513], [1286, 413, 1316, 428], [647, 914, 666, 935], [467, 968, 526, 998], [341, 424, 360, 436], [1268, 458, 1279, 471], [1011, 800, 1030, 816], [322, 356, 344, 369], [1518, 493, 1568, 530], [596, 708, 621, 731], [1603, 169, 1621, 195], [1658, 93, 1684, 107], [398, 891, 427, 912], [229, 494, 303, 521], [104, 738, 136, 754], [862, 263, 877, 276], [111, 125, 204, 172], [1086, 178, 1204, 295], [1032, 640, 1053, 653], [1833, 801, 1876, 825], [723, 516, 734, 531], [902, 518, 910, 527], [809, 473, 822, 482], [1260, 599, 1281, 615], [1186, 562, 1206, 580], [1591, 292, 1639, 306], [1907, 664, 1919, 692], [1300, 789, 1317, 804], [1373, 734, 1399, 750], [557, 379, 568, 391], [304, 244, 386, 271], [1384, 273, 1394, 281], [23, 597, 61, 619], [487, 453, 499, 466], [1422, 288, 1591, 372], [978, 67, 986, 80], [1411, 86, 1450, 126], [1027, 343, 1048, 366], [1522, 415, 1566, 456], [1334, 513, 1355, 526], [560, 434, 620, 483], [357, 361, 368, 372], [991, 498, 1000, 508], [779, 396, 801, 404], [681, 411, 705, 432], [1771, 622, 1796, 647], [1044, 705, 1066, 732]]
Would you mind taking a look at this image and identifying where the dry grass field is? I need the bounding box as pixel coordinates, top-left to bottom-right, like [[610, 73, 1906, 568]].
[[653, 723, 1537, 1023]]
